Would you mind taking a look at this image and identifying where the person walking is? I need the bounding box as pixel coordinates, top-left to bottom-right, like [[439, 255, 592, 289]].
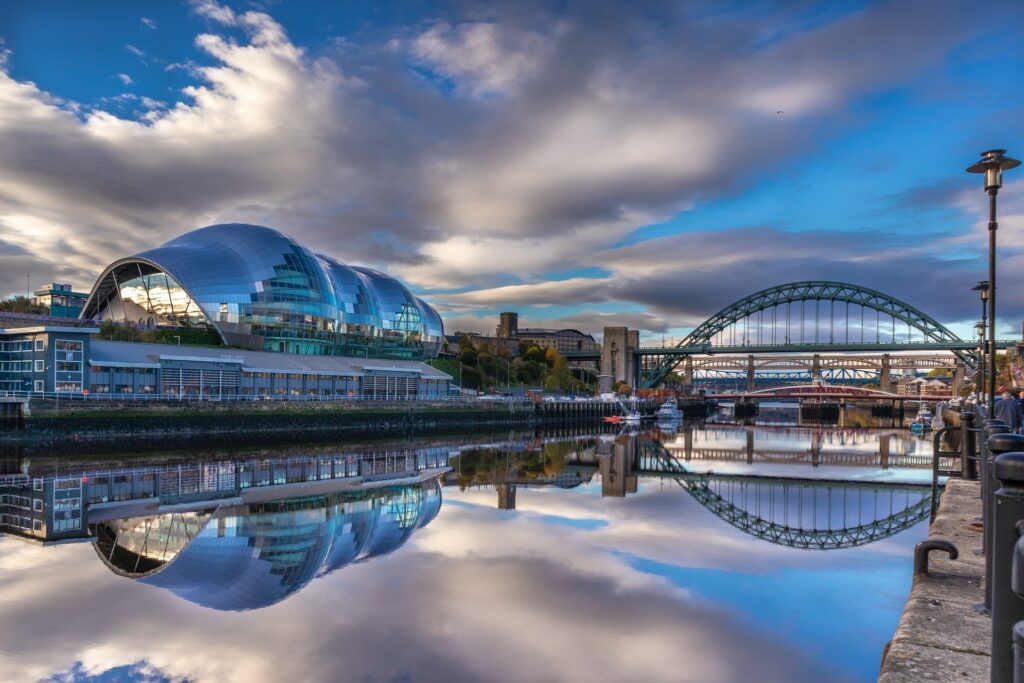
[[994, 388, 1023, 433]]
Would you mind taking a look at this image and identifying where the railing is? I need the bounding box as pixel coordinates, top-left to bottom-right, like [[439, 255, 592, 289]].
[[923, 413, 1024, 682]]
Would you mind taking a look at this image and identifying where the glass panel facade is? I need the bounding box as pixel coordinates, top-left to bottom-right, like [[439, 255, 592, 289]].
[[81, 224, 444, 360]]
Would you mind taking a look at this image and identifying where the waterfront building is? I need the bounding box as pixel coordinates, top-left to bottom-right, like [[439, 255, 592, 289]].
[[32, 283, 88, 318], [80, 223, 444, 361], [446, 311, 599, 372], [0, 326, 450, 398]]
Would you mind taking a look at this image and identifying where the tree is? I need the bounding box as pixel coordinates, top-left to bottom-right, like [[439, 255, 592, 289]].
[[543, 349, 573, 391], [926, 368, 951, 378], [521, 345, 546, 364]]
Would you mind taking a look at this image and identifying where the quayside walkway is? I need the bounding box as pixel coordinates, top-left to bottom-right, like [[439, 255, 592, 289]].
[[879, 479, 988, 681]]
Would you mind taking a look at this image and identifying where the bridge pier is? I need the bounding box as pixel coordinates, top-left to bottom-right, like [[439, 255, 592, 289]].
[[684, 357, 694, 386], [952, 363, 963, 396], [880, 434, 890, 469], [880, 354, 891, 392], [812, 354, 821, 382], [746, 429, 754, 465], [747, 355, 755, 392]]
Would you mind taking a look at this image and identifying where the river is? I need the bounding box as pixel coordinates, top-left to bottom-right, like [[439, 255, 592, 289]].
[[0, 406, 933, 682]]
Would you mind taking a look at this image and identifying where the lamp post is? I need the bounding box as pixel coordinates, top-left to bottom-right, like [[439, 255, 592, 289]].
[[975, 321, 986, 401], [967, 149, 1020, 415], [973, 281, 989, 403]]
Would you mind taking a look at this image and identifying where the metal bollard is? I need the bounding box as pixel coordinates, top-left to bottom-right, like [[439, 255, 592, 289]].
[[988, 433, 1023, 612], [1015, 540, 1024, 683], [990, 451, 1024, 683], [962, 412, 978, 479], [1015, 622, 1024, 683]]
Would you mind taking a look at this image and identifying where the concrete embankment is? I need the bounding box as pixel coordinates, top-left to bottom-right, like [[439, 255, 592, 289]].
[[878, 478, 989, 681], [0, 398, 666, 450]]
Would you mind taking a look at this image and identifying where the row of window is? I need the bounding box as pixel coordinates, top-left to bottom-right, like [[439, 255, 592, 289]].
[[0, 339, 45, 352]]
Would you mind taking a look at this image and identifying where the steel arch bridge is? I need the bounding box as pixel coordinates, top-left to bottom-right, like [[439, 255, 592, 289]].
[[638, 439, 931, 550], [639, 280, 977, 388]]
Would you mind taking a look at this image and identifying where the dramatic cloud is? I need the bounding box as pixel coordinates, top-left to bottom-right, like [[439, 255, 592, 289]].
[[0, 0, 1019, 335]]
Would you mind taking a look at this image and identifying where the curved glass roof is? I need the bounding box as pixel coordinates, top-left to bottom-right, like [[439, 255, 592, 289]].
[[81, 223, 443, 360], [92, 478, 442, 611]]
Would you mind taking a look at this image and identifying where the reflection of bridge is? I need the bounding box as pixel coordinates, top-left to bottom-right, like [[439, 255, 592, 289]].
[[557, 434, 932, 549], [566, 281, 1016, 389]]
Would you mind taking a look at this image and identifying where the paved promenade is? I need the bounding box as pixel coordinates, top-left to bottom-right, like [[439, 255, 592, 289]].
[[879, 479, 988, 681]]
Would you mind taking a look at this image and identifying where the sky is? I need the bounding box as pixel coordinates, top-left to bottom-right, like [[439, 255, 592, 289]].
[[1, 0, 1023, 342]]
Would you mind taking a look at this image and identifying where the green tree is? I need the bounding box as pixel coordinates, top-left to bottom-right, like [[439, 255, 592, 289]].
[[543, 350, 574, 391]]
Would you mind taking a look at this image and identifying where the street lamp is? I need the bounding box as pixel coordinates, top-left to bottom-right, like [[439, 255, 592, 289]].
[[972, 281, 989, 402], [967, 149, 1020, 414], [975, 321, 986, 401]]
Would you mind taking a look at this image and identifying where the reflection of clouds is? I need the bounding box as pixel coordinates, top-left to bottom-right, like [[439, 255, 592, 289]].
[[0, 476, 920, 683]]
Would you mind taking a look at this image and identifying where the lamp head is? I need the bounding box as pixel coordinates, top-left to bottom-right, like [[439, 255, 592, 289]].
[[973, 280, 990, 301], [967, 149, 1020, 190]]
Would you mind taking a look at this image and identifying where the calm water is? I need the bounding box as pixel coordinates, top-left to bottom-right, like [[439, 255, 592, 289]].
[[0, 408, 933, 683]]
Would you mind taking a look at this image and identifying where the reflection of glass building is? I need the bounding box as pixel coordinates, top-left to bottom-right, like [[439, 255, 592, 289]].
[[81, 224, 443, 360], [92, 479, 443, 611]]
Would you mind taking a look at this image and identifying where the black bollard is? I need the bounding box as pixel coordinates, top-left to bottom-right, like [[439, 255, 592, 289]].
[[1014, 538, 1024, 683], [988, 433, 1023, 611], [990, 451, 1024, 683], [962, 412, 978, 479]]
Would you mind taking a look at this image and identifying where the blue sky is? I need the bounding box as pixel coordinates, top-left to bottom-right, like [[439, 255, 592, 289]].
[[1, 0, 1023, 341]]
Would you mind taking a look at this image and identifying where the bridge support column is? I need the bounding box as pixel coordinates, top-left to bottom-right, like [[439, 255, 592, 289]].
[[952, 363, 964, 396], [879, 434, 890, 470], [746, 429, 754, 465], [880, 354, 891, 393], [684, 357, 694, 386], [684, 424, 692, 461], [747, 355, 755, 392], [601, 327, 639, 391], [812, 354, 821, 382]]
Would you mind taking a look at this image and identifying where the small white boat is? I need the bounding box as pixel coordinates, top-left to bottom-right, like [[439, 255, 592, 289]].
[[623, 411, 642, 425], [656, 398, 683, 421]]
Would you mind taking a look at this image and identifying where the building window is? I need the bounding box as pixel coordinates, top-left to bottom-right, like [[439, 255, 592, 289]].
[[33, 380, 44, 392], [34, 339, 44, 351], [34, 360, 44, 372], [33, 499, 42, 512], [32, 520, 42, 532]]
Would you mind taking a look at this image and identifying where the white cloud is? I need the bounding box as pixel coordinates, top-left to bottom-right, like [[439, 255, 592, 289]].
[[141, 17, 157, 30], [411, 21, 558, 96], [116, 73, 133, 85]]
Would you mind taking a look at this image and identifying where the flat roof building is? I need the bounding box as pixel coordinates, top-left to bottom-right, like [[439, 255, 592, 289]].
[[0, 327, 451, 399]]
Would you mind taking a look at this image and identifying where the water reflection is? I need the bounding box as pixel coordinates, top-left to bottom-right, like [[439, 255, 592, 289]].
[[0, 426, 932, 682], [451, 427, 933, 549], [1, 448, 447, 611], [94, 480, 441, 611]]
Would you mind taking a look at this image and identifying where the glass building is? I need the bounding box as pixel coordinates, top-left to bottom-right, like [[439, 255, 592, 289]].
[[81, 224, 443, 360]]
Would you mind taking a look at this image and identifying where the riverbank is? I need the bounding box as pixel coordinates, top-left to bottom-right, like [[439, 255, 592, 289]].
[[878, 478, 988, 681], [0, 398, 668, 451]]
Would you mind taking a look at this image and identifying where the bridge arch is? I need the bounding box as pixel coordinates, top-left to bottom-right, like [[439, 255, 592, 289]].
[[643, 281, 967, 387], [682, 281, 959, 347]]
